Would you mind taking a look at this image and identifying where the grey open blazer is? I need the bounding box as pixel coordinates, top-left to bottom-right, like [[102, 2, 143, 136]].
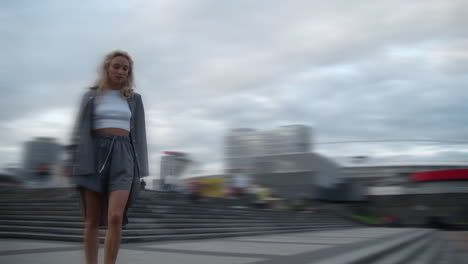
[[69, 87, 149, 226]]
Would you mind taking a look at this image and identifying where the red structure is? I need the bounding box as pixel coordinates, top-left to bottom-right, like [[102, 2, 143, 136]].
[[411, 169, 468, 182]]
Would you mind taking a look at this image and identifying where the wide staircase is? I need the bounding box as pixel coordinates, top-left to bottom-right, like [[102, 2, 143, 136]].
[[0, 188, 464, 263], [311, 228, 464, 264], [0, 188, 356, 243]]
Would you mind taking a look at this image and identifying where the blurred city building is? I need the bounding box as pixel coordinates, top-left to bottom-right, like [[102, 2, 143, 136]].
[[251, 153, 345, 200], [0, 165, 24, 188], [342, 161, 468, 188], [343, 162, 468, 225], [22, 137, 61, 187], [224, 125, 359, 201], [160, 151, 191, 191], [225, 125, 311, 172]]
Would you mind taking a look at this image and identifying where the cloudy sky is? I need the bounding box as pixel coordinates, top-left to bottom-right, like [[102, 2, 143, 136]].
[[2, 0, 468, 176]]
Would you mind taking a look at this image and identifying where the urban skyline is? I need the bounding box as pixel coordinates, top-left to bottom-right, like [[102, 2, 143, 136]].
[[2, 0, 467, 176]]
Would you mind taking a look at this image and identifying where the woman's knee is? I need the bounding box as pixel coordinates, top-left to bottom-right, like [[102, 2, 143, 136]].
[[108, 211, 124, 226]]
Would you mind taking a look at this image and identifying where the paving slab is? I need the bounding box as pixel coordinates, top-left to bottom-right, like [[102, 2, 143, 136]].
[[144, 241, 332, 256], [0, 239, 77, 252], [1, 247, 265, 264], [232, 236, 367, 244], [0, 228, 433, 264], [230, 228, 409, 244], [441, 231, 468, 260], [294, 227, 409, 237]]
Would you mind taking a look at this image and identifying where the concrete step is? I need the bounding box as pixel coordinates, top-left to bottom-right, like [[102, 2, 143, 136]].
[[314, 229, 433, 264], [0, 214, 347, 226], [132, 204, 302, 215], [121, 225, 349, 236], [0, 210, 82, 216], [0, 189, 358, 244], [0, 215, 82, 222], [0, 203, 325, 220], [0, 202, 307, 216], [0, 231, 83, 242], [0, 198, 338, 218], [129, 217, 345, 224], [129, 207, 314, 217], [119, 227, 350, 243], [0, 224, 344, 237], [0, 200, 77, 204], [0, 208, 347, 225], [376, 233, 430, 264], [0, 206, 320, 220], [0, 220, 83, 228], [436, 238, 463, 264], [0, 219, 351, 231], [0, 206, 79, 212], [0, 226, 350, 243], [0, 210, 285, 220], [411, 236, 442, 264], [0, 205, 262, 213], [123, 222, 354, 230], [126, 213, 334, 221]]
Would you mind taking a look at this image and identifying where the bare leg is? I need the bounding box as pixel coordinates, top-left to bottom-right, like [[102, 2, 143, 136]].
[[104, 190, 130, 264], [83, 189, 102, 264]]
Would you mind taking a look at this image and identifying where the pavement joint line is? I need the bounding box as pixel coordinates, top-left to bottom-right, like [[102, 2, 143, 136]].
[[0, 246, 82, 256], [119, 235, 269, 247], [123, 229, 421, 264], [253, 235, 390, 239], [226, 240, 346, 245], [247, 229, 426, 264], [0, 238, 80, 245], [121, 246, 278, 259], [117, 230, 348, 247]]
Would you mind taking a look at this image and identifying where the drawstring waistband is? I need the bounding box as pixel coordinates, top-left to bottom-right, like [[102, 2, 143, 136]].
[[92, 133, 131, 175]]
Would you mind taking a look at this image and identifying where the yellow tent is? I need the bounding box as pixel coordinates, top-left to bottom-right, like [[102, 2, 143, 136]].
[[198, 177, 226, 197]]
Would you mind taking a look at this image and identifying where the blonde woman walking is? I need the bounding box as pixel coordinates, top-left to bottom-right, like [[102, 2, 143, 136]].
[[68, 50, 148, 264]]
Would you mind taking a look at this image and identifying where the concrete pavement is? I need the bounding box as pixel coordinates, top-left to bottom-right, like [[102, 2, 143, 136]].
[[0, 227, 456, 264]]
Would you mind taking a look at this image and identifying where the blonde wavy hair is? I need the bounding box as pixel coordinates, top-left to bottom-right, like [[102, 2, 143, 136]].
[[94, 50, 135, 98]]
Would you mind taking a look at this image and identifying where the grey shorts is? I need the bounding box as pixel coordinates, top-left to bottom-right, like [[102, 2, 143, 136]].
[[73, 133, 135, 193]]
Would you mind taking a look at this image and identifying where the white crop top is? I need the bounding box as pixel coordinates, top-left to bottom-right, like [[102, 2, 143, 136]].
[[93, 90, 131, 131]]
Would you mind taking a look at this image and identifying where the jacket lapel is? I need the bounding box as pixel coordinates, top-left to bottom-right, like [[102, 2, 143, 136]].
[[127, 95, 136, 115], [86, 89, 97, 106]]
